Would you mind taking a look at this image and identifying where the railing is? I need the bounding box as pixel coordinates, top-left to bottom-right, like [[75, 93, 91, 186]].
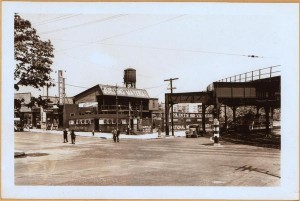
[[217, 65, 281, 82]]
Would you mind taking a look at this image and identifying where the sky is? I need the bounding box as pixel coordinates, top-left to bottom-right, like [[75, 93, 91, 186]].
[[14, 3, 298, 103]]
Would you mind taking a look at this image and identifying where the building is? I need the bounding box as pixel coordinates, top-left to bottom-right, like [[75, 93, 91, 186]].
[[14, 92, 39, 127], [14, 92, 73, 129], [65, 84, 159, 133], [40, 96, 74, 129]]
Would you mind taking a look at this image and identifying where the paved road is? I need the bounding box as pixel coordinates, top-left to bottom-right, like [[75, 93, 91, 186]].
[[15, 132, 280, 186]]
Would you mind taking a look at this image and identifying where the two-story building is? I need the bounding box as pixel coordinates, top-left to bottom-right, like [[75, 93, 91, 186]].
[[64, 84, 159, 133]]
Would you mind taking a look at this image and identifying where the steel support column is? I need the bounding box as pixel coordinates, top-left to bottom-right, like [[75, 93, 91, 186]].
[[165, 94, 170, 136], [224, 105, 228, 128], [202, 104, 206, 132], [265, 105, 270, 135], [232, 106, 236, 122]]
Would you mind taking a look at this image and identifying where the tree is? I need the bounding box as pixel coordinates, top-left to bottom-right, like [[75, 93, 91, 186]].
[[26, 96, 52, 109], [14, 98, 24, 114], [14, 14, 55, 91]]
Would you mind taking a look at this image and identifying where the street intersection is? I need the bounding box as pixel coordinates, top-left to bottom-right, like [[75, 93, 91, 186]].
[[15, 131, 280, 186]]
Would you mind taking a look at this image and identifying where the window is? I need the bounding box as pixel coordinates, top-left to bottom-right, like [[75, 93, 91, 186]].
[[70, 113, 75, 117]]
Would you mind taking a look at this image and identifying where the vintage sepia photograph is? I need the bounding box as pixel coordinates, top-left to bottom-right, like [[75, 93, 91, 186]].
[[2, 1, 299, 200]]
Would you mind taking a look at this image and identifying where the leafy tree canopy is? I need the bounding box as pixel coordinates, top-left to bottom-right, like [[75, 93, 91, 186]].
[[14, 98, 24, 113], [14, 95, 53, 112], [14, 14, 55, 91]]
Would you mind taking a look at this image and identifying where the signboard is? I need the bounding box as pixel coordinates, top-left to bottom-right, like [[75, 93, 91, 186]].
[[173, 112, 213, 118], [100, 85, 149, 98], [79, 102, 98, 108]]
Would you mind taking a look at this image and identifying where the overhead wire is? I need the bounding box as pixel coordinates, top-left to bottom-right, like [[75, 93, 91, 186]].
[[61, 52, 154, 79], [34, 14, 82, 26], [144, 84, 168, 90], [54, 14, 186, 53], [50, 79, 169, 91], [33, 14, 74, 25], [98, 14, 186, 42], [53, 38, 270, 58], [35, 14, 268, 58], [94, 42, 268, 58], [49, 80, 89, 89], [39, 14, 128, 35]]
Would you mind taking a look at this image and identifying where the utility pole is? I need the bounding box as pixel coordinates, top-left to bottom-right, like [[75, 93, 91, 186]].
[[140, 100, 143, 120], [164, 78, 178, 136], [128, 101, 131, 133], [46, 83, 49, 100]]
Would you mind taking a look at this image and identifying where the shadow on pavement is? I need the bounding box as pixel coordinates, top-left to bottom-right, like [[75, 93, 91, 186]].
[[220, 130, 281, 149], [15, 152, 49, 158]]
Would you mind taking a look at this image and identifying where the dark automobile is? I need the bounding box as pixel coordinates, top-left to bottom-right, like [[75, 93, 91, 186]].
[[185, 124, 203, 138], [14, 124, 23, 132]]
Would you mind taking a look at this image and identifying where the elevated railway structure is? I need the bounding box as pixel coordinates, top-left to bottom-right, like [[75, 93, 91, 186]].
[[165, 66, 281, 136]]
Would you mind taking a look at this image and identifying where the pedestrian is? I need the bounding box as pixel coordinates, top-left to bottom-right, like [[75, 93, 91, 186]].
[[63, 128, 68, 143], [157, 126, 161, 138], [92, 129, 95, 136], [248, 121, 254, 135], [112, 129, 117, 142], [127, 125, 130, 135], [70, 130, 76, 144], [116, 129, 120, 142]]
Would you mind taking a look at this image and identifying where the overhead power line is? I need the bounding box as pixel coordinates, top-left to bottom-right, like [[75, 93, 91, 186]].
[[65, 83, 89, 89], [33, 14, 74, 25], [34, 14, 82, 26], [50, 80, 89, 89], [40, 14, 128, 35], [144, 84, 168, 90], [53, 38, 269, 59], [51, 79, 168, 91], [98, 14, 186, 42], [54, 14, 186, 53], [95, 42, 268, 58]]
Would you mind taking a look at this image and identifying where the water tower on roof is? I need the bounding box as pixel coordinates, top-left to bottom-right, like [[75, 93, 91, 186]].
[[124, 68, 136, 88]]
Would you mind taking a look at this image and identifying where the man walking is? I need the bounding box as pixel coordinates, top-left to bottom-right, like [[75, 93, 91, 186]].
[[63, 128, 68, 143], [112, 129, 117, 142], [70, 130, 76, 144], [116, 129, 120, 142]]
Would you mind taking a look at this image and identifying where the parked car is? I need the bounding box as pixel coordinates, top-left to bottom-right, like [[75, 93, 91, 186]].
[[185, 124, 202, 138], [14, 124, 23, 132]]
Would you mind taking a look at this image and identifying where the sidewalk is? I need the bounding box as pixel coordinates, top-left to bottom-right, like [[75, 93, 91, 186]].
[[28, 129, 186, 140]]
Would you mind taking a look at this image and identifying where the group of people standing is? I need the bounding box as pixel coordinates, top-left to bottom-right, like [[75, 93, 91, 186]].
[[63, 129, 76, 144], [63, 128, 121, 143]]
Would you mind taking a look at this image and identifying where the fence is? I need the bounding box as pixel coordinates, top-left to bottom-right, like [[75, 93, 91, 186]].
[[217, 65, 281, 83]]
